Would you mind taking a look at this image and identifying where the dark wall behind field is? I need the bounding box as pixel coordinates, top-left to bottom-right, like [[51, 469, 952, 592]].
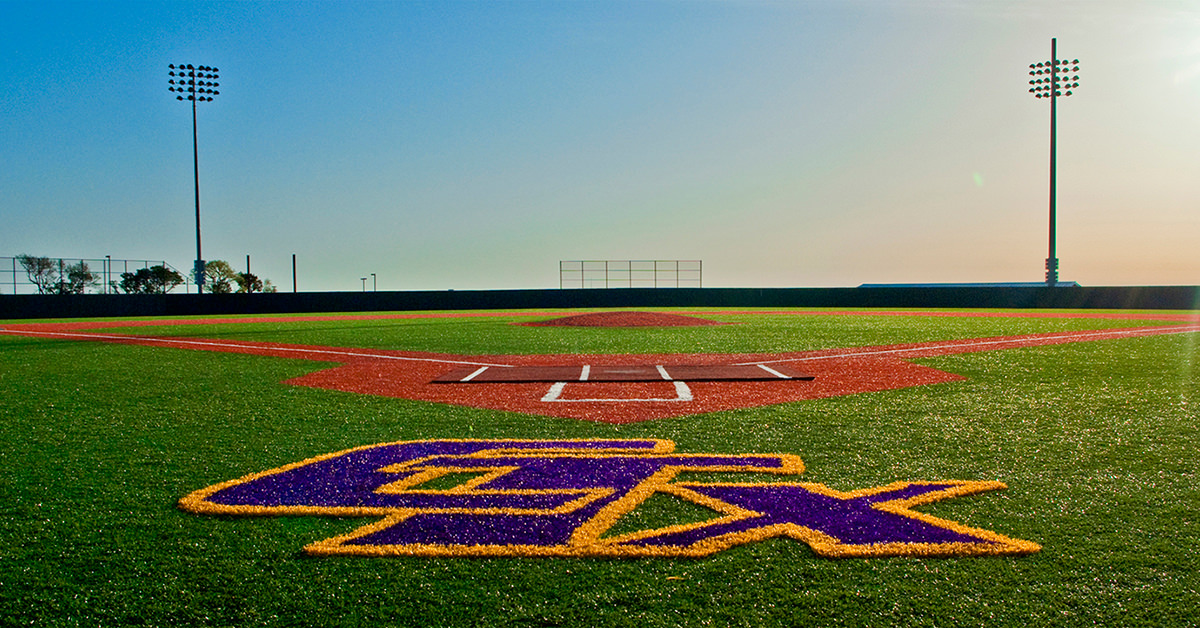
[[2, 286, 1198, 319]]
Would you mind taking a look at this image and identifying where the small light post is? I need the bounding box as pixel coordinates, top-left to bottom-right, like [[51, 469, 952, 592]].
[[371, 273, 376, 292], [168, 63, 220, 292], [1028, 39, 1080, 286], [361, 277, 367, 292]]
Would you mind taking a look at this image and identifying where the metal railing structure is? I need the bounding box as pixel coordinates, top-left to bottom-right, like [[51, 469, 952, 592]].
[[1, 256, 190, 295], [560, 260, 702, 289]]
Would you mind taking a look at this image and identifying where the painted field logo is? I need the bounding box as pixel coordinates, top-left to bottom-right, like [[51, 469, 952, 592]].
[[179, 439, 1040, 558]]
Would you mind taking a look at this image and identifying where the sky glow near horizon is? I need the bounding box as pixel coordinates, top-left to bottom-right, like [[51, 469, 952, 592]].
[[2, 0, 1198, 292]]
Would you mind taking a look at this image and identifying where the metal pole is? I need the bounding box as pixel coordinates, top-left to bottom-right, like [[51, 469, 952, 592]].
[[1047, 38, 1058, 286], [1028, 41, 1077, 286], [292, 254, 297, 292], [193, 96, 205, 292], [170, 63, 219, 292]]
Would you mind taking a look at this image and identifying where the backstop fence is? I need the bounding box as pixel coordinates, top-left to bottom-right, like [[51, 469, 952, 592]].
[[559, 260, 702, 289], [1, 256, 190, 295]]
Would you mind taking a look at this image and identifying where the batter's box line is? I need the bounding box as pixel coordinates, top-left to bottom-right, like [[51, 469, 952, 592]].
[[544, 364, 693, 402], [541, 380, 694, 403]]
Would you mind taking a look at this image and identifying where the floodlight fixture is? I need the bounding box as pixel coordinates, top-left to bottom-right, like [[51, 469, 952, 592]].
[[1027, 39, 1080, 286], [168, 63, 222, 292]]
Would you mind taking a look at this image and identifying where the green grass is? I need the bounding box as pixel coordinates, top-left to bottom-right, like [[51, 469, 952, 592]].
[[1, 309, 1197, 627]]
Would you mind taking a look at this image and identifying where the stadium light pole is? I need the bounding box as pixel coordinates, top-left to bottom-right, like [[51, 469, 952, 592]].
[[168, 63, 221, 293], [1028, 39, 1080, 286]]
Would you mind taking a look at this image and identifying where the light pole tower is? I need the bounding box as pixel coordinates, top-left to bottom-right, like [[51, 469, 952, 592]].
[[1028, 39, 1080, 286], [168, 63, 220, 292]]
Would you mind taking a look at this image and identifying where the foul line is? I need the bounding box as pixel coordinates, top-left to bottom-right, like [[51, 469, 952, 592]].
[[735, 324, 1200, 367], [0, 329, 514, 368], [7, 323, 1196, 374]]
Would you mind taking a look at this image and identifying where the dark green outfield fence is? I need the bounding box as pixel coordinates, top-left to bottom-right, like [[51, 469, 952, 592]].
[[2, 286, 1198, 319]]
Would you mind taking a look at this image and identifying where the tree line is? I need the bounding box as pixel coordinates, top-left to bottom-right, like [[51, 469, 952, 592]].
[[15, 255, 275, 294]]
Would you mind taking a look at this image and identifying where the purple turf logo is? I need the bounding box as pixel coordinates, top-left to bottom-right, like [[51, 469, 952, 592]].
[[179, 439, 1040, 558]]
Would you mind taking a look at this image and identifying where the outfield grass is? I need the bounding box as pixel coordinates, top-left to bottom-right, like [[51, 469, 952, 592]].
[[1, 309, 1197, 627]]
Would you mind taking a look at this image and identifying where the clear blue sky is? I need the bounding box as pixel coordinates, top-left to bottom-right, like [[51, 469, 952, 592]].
[[2, 1, 1198, 291]]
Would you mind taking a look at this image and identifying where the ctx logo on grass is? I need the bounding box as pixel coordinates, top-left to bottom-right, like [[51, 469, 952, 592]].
[[179, 439, 1040, 558]]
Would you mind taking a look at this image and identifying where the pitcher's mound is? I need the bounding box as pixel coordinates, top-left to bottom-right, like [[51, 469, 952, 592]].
[[521, 311, 725, 327]]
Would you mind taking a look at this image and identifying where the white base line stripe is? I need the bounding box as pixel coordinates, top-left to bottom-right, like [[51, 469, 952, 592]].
[[756, 364, 791, 379], [9, 324, 1196, 372], [0, 329, 513, 368], [734, 325, 1200, 367], [656, 365, 672, 380], [580, 365, 590, 381]]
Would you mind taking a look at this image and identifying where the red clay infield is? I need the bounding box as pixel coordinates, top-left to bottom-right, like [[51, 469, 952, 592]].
[[4, 312, 1197, 424], [519, 311, 725, 327]]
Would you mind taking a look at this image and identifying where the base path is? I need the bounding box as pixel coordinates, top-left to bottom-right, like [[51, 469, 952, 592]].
[[3, 315, 1197, 423]]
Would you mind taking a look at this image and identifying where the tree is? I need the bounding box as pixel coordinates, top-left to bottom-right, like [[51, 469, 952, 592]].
[[16, 256, 97, 294], [16, 254, 57, 294], [56, 261, 98, 294], [147, 265, 184, 293], [202, 260, 274, 294], [119, 269, 148, 294], [119, 265, 184, 294], [204, 260, 238, 294], [235, 272, 263, 293]]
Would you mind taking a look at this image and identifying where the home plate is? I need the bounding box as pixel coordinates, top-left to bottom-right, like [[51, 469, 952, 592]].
[[432, 363, 814, 383]]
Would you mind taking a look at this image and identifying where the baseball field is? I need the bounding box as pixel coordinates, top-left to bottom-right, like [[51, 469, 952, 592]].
[[2, 308, 1197, 626]]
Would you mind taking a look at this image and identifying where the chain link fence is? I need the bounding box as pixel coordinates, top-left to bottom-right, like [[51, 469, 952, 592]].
[[1, 256, 193, 295], [559, 260, 702, 289]]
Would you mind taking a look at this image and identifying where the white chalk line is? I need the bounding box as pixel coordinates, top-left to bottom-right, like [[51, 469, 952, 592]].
[[541, 380, 693, 403], [459, 366, 490, 381], [756, 364, 792, 379], [0, 329, 514, 368], [734, 325, 1200, 367], [8, 323, 1196, 375]]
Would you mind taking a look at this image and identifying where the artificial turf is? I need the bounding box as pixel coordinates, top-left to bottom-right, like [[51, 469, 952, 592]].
[[1, 309, 1197, 626]]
